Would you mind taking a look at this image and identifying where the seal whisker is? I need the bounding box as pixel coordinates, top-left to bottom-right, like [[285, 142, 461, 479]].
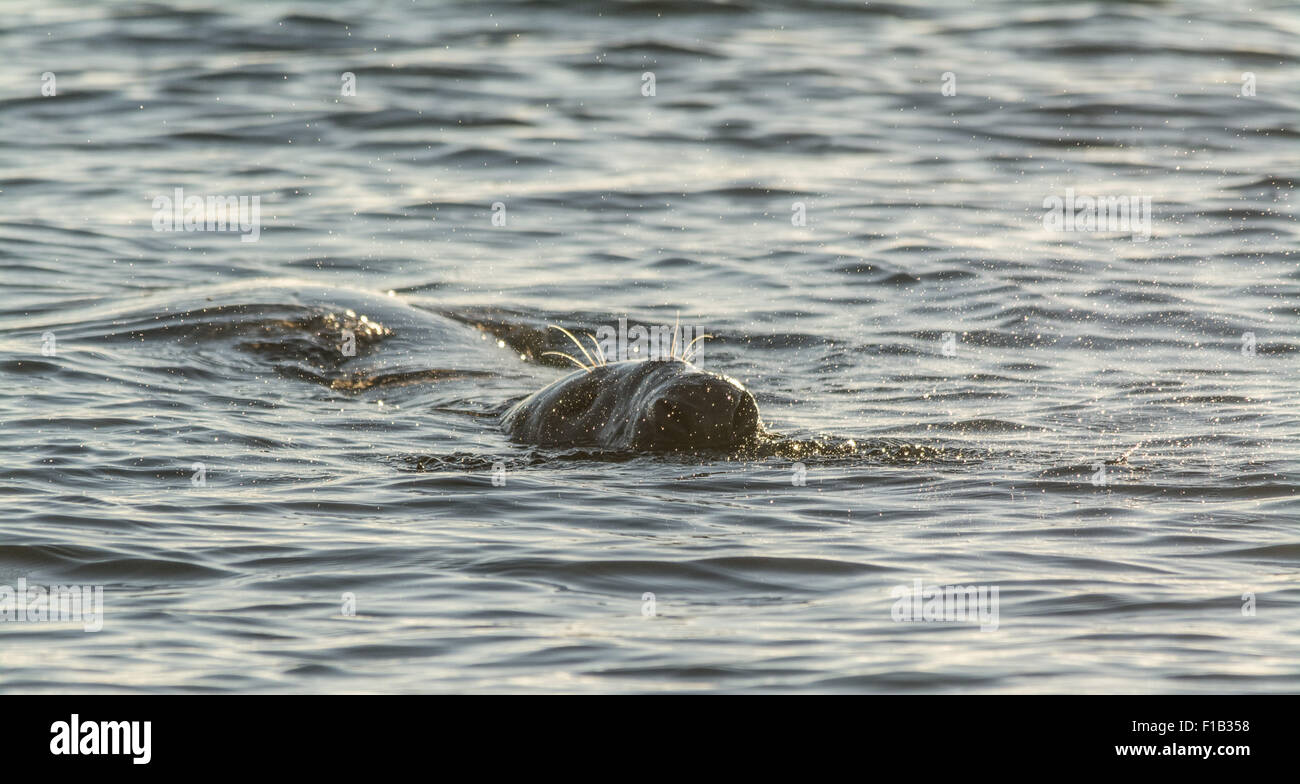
[[585, 333, 607, 366], [548, 324, 599, 368], [683, 333, 713, 362], [541, 351, 591, 372]]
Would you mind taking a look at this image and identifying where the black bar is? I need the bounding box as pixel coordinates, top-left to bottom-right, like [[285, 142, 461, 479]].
[[8, 695, 1287, 772]]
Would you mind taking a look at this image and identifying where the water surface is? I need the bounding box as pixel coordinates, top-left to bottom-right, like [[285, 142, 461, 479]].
[[1, 0, 1298, 692]]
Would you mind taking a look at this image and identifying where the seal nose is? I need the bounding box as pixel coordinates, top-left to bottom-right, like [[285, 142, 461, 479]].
[[659, 383, 758, 447], [731, 388, 759, 436], [634, 370, 762, 450]]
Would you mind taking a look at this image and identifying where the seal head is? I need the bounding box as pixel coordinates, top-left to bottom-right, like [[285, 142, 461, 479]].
[[502, 359, 760, 451]]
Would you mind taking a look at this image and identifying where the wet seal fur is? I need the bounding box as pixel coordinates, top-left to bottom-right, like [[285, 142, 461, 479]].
[[502, 359, 761, 451]]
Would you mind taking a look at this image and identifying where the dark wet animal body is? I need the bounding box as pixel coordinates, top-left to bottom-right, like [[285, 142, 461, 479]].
[[79, 280, 941, 462], [84, 280, 761, 452], [502, 359, 762, 451]]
